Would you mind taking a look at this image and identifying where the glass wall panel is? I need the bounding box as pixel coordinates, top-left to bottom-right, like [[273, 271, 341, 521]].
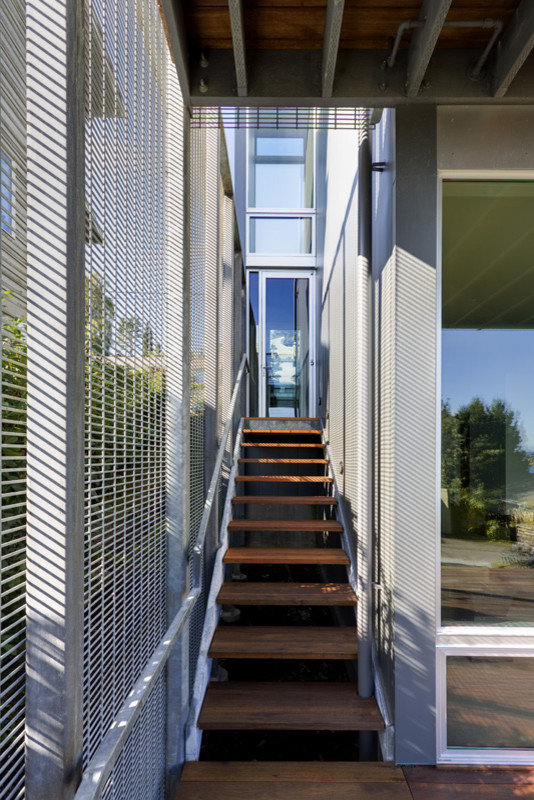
[[248, 129, 314, 209], [249, 217, 312, 255], [248, 271, 259, 417], [441, 181, 534, 626], [447, 656, 534, 748], [264, 277, 310, 417]]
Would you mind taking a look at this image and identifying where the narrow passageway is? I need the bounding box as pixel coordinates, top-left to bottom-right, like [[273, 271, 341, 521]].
[[176, 416, 401, 798]]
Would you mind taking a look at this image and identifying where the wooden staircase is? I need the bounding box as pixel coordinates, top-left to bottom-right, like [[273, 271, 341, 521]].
[[176, 417, 388, 799]]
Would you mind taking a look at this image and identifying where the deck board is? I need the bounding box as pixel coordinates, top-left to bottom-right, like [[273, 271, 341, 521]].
[[209, 625, 357, 659], [224, 547, 349, 565], [198, 682, 384, 731], [217, 581, 357, 606]]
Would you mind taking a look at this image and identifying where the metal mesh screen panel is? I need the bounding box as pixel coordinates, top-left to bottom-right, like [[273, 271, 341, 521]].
[[100, 673, 166, 800], [1, 1, 27, 796], [188, 124, 222, 692], [191, 107, 365, 130], [83, 0, 169, 769]]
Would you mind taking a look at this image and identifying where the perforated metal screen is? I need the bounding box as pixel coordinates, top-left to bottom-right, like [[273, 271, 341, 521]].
[[83, 0, 169, 780], [1, 1, 27, 796]]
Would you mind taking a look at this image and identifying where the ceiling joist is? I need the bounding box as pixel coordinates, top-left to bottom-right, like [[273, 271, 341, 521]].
[[228, 0, 248, 97], [406, 0, 453, 98], [322, 0, 346, 98], [493, 0, 534, 98]]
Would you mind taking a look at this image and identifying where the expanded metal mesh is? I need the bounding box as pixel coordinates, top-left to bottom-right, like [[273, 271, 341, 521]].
[[100, 674, 166, 800], [191, 106, 366, 130], [188, 125, 219, 692], [83, 0, 169, 774], [0, 1, 27, 796]]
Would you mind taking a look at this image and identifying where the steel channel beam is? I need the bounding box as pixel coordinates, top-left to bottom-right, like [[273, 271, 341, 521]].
[[406, 0, 453, 97], [322, 0, 346, 97], [228, 0, 248, 97], [493, 0, 534, 98]]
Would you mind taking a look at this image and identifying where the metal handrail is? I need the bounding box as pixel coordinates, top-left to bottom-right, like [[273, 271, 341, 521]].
[[75, 353, 249, 800]]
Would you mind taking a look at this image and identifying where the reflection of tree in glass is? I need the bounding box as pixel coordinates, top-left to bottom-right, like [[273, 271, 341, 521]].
[[442, 398, 531, 539]]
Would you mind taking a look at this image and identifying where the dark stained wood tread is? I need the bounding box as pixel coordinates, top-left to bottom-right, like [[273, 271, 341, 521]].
[[198, 682, 384, 731], [232, 494, 336, 505], [176, 763, 411, 799], [241, 442, 325, 448], [224, 547, 349, 565], [180, 762, 406, 783], [209, 625, 357, 659], [243, 429, 322, 435], [235, 475, 332, 483], [244, 417, 320, 421], [239, 458, 328, 464], [175, 779, 410, 800], [228, 519, 342, 532], [217, 582, 357, 606]]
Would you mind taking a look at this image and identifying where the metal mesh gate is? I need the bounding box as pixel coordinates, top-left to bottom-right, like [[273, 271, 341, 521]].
[[83, 0, 170, 789]]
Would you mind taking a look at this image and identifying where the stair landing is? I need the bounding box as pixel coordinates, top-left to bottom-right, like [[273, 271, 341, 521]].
[[176, 762, 412, 799]]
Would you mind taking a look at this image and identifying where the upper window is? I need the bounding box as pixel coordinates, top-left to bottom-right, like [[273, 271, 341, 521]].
[[248, 129, 314, 210], [1, 151, 13, 235]]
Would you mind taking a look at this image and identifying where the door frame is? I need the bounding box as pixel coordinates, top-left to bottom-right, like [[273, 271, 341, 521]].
[[254, 269, 316, 418]]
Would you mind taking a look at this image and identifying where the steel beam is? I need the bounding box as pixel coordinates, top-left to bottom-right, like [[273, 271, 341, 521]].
[[187, 48, 534, 106], [229, 0, 248, 96], [493, 0, 534, 98], [25, 1, 86, 797], [322, 0, 346, 97], [159, 0, 191, 107], [405, 0, 453, 97]]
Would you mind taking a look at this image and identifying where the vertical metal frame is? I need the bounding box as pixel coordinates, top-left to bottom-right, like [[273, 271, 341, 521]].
[[436, 169, 534, 766], [257, 269, 316, 417], [25, 0, 86, 796]]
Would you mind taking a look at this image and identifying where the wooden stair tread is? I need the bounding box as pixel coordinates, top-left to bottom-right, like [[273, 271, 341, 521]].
[[243, 429, 322, 435], [244, 417, 320, 421], [241, 442, 325, 448], [217, 582, 357, 606], [239, 458, 328, 464], [233, 495, 336, 505], [198, 682, 384, 731], [175, 780, 410, 800], [228, 519, 342, 532], [209, 625, 357, 659], [224, 547, 349, 565], [236, 476, 332, 483], [181, 761, 406, 783]]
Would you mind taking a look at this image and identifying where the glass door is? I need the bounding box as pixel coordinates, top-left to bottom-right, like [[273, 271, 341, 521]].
[[256, 271, 316, 418]]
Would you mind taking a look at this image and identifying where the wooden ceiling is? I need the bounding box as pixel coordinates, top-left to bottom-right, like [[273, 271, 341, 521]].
[[182, 1, 518, 51], [160, 0, 534, 106]]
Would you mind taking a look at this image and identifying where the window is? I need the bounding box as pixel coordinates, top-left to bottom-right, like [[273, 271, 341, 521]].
[[248, 129, 314, 209], [441, 180, 534, 628], [1, 151, 12, 235]]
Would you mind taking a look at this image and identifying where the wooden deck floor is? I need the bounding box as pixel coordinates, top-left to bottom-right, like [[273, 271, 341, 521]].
[[176, 763, 534, 799], [404, 765, 534, 798]]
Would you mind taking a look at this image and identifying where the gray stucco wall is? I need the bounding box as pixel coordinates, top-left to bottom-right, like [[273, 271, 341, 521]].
[[373, 106, 438, 764]]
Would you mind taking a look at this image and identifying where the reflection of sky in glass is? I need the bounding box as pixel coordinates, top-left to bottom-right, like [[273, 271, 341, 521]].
[[443, 329, 534, 450], [250, 217, 312, 254], [256, 137, 304, 157], [254, 164, 305, 207]]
